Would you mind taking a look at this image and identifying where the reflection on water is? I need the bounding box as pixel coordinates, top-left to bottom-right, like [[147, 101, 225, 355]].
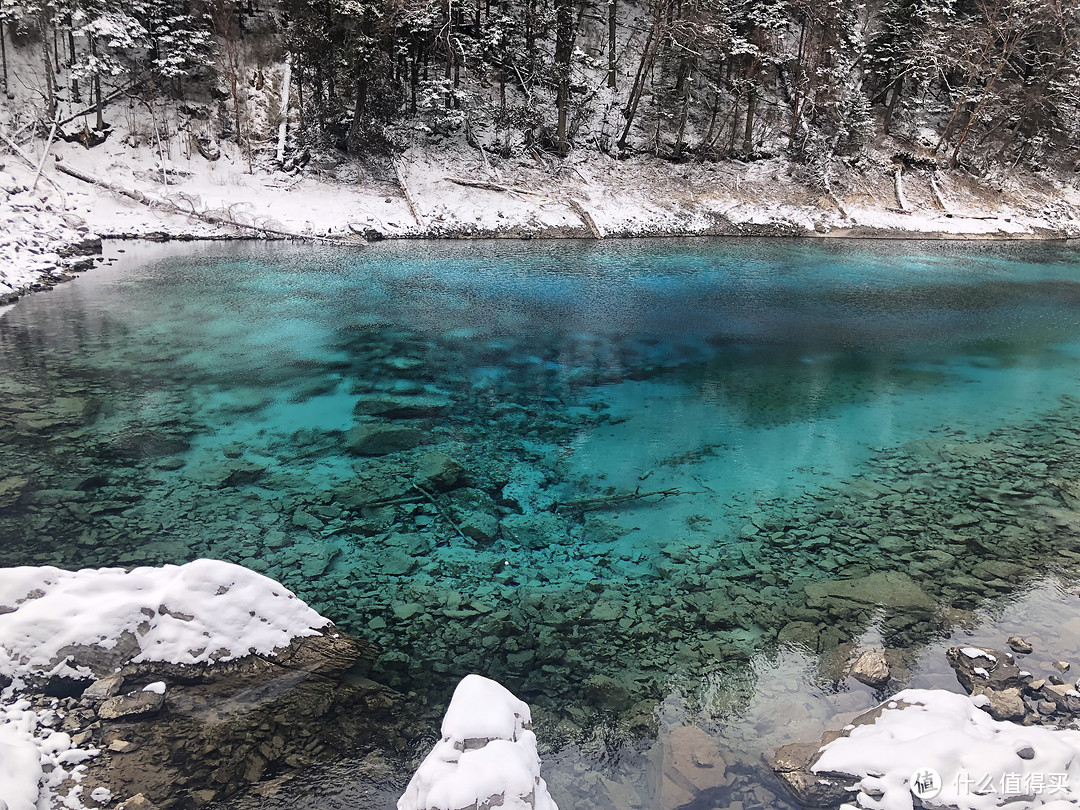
[[2, 239, 1080, 809]]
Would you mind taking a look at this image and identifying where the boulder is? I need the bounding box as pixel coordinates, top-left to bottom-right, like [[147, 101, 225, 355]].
[[945, 646, 1026, 694], [804, 571, 936, 612], [648, 725, 730, 810], [0, 475, 29, 509], [99, 686, 165, 721], [1007, 636, 1033, 654], [458, 511, 499, 543], [767, 741, 856, 808], [347, 423, 423, 456], [353, 393, 451, 419], [414, 451, 464, 490], [848, 649, 890, 687]]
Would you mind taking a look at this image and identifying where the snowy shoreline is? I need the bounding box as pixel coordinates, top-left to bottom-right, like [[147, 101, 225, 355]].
[[3, 127, 1078, 311]]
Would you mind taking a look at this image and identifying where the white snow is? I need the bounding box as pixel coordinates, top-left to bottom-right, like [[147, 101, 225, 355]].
[[0, 695, 98, 810], [398, 674, 558, 810], [0, 559, 330, 681], [0, 560, 333, 810], [814, 688, 1080, 810], [961, 647, 997, 663]]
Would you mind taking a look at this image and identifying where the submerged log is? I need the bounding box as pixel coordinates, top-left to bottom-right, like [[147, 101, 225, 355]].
[[556, 486, 696, 514]]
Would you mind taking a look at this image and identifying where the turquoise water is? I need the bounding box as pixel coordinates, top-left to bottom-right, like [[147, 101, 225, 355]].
[[4, 238, 1080, 808]]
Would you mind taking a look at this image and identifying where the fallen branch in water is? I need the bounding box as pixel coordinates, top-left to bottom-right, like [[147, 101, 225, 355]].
[[411, 483, 469, 543], [556, 486, 698, 513]]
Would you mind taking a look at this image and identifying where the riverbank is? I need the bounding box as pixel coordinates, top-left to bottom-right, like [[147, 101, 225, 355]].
[[2, 128, 1079, 307]]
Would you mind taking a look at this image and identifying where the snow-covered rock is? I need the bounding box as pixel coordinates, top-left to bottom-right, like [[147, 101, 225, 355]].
[[0, 559, 330, 682], [801, 689, 1080, 810], [398, 674, 558, 810], [0, 560, 405, 810]]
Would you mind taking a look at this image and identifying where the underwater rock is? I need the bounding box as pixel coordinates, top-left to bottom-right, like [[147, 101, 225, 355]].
[[848, 649, 890, 687], [0, 475, 29, 509], [804, 571, 936, 612], [648, 725, 730, 810], [458, 511, 499, 544], [347, 423, 424, 456], [397, 673, 557, 810], [777, 621, 821, 649], [353, 393, 452, 419], [582, 674, 634, 713], [414, 451, 464, 490], [500, 512, 561, 550]]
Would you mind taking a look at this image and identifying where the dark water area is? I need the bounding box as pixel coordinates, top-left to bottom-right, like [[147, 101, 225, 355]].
[[3, 238, 1080, 809]]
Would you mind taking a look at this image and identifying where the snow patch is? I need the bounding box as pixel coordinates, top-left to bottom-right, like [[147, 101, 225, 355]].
[[0, 559, 330, 681], [815, 689, 1080, 810], [398, 674, 558, 810]]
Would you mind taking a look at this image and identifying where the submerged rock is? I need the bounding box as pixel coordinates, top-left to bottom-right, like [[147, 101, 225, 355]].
[[0, 475, 29, 509], [848, 649, 890, 687], [804, 571, 936, 612], [353, 393, 451, 419], [648, 725, 730, 810], [414, 451, 464, 490], [347, 423, 424, 456]]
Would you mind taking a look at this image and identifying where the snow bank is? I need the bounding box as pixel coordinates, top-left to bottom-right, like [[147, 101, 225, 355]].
[[0, 559, 330, 681], [814, 688, 1080, 810], [398, 674, 558, 810], [0, 695, 97, 810]]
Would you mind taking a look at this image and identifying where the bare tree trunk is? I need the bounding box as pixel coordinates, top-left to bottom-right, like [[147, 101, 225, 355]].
[[607, 0, 616, 89], [617, 8, 660, 151], [41, 13, 57, 121], [276, 53, 292, 164], [554, 0, 574, 155], [742, 87, 756, 154], [788, 18, 807, 149], [882, 75, 902, 134], [0, 18, 8, 94]]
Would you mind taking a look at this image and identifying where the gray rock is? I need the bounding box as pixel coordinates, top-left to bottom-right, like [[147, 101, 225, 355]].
[[946, 646, 1026, 693], [804, 571, 936, 612], [1007, 636, 1033, 654], [379, 549, 418, 576], [292, 509, 323, 531], [346, 423, 423, 456], [768, 742, 856, 808], [414, 451, 463, 490], [849, 649, 890, 687], [83, 674, 126, 702], [0, 476, 29, 509], [975, 686, 1026, 721], [353, 394, 450, 419], [99, 688, 166, 721], [458, 511, 498, 543]]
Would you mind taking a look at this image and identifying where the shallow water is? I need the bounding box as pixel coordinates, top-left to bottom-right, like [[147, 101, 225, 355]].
[[3, 238, 1080, 809]]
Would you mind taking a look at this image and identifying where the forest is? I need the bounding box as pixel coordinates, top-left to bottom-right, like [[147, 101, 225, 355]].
[[1, 0, 1078, 177]]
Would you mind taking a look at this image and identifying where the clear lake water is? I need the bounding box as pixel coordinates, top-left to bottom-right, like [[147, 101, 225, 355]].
[[3, 238, 1080, 809]]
